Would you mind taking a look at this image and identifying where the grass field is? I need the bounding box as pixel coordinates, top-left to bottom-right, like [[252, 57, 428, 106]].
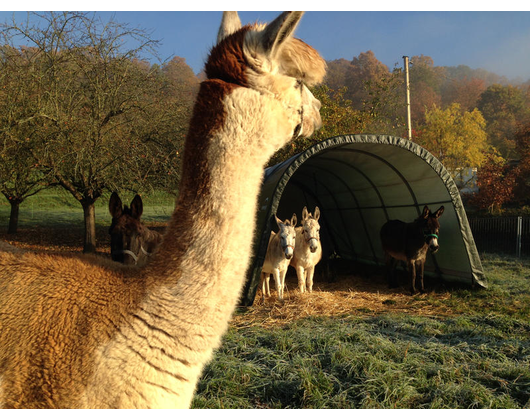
[[191, 255, 530, 409], [1, 196, 529, 409]]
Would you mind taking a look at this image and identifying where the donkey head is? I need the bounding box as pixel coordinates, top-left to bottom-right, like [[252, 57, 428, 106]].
[[275, 213, 297, 259], [108, 192, 149, 265], [420, 205, 444, 253], [207, 12, 326, 152], [301, 206, 321, 253]]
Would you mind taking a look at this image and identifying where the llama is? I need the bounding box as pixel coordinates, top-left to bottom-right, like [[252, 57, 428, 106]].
[[0, 11, 325, 408], [108, 192, 163, 265], [260, 214, 297, 302], [290, 206, 322, 293]]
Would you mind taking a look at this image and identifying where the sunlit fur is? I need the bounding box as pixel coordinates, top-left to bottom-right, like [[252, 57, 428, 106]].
[[261, 214, 297, 302], [0, 12, 325, 408], [290, 206, 322, 293]]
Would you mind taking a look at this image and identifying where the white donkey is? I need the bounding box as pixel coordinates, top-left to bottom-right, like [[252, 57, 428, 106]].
[[261, 214, 297, 302], [290, 206, 322, 293]]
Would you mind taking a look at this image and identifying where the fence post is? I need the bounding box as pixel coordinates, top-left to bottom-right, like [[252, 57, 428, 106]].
[[517, 216, 522, 259]]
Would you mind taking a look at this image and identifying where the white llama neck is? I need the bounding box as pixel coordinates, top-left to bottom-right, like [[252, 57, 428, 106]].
[[86, 11, 326, 408]]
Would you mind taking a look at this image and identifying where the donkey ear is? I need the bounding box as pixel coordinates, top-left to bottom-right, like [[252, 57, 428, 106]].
[[259, 11, 304, 59], [434, 206, 445, 218], [217, 11, 242, 44], [130, 195, 144, 220], [109, 192, 123, 219], [421, 205, 430, 219], [313, 207, 320, 221], [274, 214, 283, 229], [291, 213, 297, 227], [302, 206, 309, 221]]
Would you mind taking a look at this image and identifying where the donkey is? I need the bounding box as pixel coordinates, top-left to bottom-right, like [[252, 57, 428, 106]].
[[380, 205, 445, 294], [290, 206, 322, 293], [0, 12, 325, 408], [108, 192, 163, 265], [261, 213, 297, 302]]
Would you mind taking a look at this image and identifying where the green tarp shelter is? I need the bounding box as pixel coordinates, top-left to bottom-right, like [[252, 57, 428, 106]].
[[240, 134, 486, 306]]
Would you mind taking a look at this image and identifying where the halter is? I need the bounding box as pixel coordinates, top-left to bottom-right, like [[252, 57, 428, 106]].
[[423, 231, 439, 240], [112, 245, 152, 265]]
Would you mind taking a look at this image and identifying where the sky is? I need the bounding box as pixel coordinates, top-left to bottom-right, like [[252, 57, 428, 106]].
[[1, 2, 530, 82]]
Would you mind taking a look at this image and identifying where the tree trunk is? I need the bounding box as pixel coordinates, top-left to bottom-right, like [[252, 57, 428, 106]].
[[8, 200, 21, 234], [82, 200, 97, 253]]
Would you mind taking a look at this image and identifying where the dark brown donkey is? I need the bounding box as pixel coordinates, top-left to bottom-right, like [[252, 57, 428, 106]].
[[108, 192, 163, 265], [380, 205, 444, 294]]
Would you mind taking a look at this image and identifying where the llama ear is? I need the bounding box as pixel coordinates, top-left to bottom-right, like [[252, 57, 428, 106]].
[[313, 207, 320, 221], [217, 11, 242, 44], [109, 192, 123, 219], [130, 195, 144, 220], [259, 11, 304, 59], [291, 213, 297, 227]]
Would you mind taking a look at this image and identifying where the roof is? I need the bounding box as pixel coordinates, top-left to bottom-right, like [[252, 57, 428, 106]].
[[240, 134, 486, 306]]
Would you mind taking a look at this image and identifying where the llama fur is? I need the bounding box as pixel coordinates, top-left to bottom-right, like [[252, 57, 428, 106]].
[[0, 11, 325, 408]]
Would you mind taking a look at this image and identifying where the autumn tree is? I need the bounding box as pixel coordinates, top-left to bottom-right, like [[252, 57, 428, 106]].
[[416, 103, 489, 185], [408, 55, 445, 125], [477, 84, 530, 159], [470, 152, 519, 214], [442, 77, 486, 111], [344, 51, 390, 110], [513, 123, 530, 205]]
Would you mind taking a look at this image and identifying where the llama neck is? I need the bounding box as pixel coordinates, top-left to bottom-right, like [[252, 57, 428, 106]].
[[148, 80, 281, 330]]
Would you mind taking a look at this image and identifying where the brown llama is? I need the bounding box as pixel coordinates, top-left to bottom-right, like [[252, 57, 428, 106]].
[[108, 192, 163, 265], [0, 11, 326, 408]]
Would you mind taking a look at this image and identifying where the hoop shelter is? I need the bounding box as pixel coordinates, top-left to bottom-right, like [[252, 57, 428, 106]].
[[240, 134, 486, 306]]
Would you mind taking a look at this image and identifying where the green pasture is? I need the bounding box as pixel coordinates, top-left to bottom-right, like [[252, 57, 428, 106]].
[[193, 255, 530, 409], [0, 188, 174, 229], [1, 193, 529, 408]]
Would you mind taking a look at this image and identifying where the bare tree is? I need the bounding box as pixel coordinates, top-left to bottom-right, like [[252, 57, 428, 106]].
[[1, 12, 184, 252]]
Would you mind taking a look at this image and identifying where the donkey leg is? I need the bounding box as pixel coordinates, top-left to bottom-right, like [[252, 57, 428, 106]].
[[417, 261, 425, 293], [273, 268, 283, 301], [306, 266, 315, 293], [408, 261, 417, 295], [279, 269, 288, 298], [296, 266, 306, 293], [386, 254, 399, 288], [261, 273, 270, 302]]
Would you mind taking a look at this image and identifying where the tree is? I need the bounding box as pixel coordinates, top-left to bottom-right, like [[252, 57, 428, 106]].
[[0, 45, 54, 233], [513, 123, 530, 205], [408, 55, 445, 125], [1, 12, 178, 252], [442, 77, 486, 112], [416, 103, 489, 184], [344, 51, 390, 110], [477, 84, 530, 159], [469, 152, 519, 214]]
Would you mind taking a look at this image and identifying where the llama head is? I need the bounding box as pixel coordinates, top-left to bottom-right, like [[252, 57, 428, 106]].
[[206, 12, 326, 150]]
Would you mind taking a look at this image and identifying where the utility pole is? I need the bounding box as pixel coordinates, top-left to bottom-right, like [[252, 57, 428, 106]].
[[403, 56, 412, 141]]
